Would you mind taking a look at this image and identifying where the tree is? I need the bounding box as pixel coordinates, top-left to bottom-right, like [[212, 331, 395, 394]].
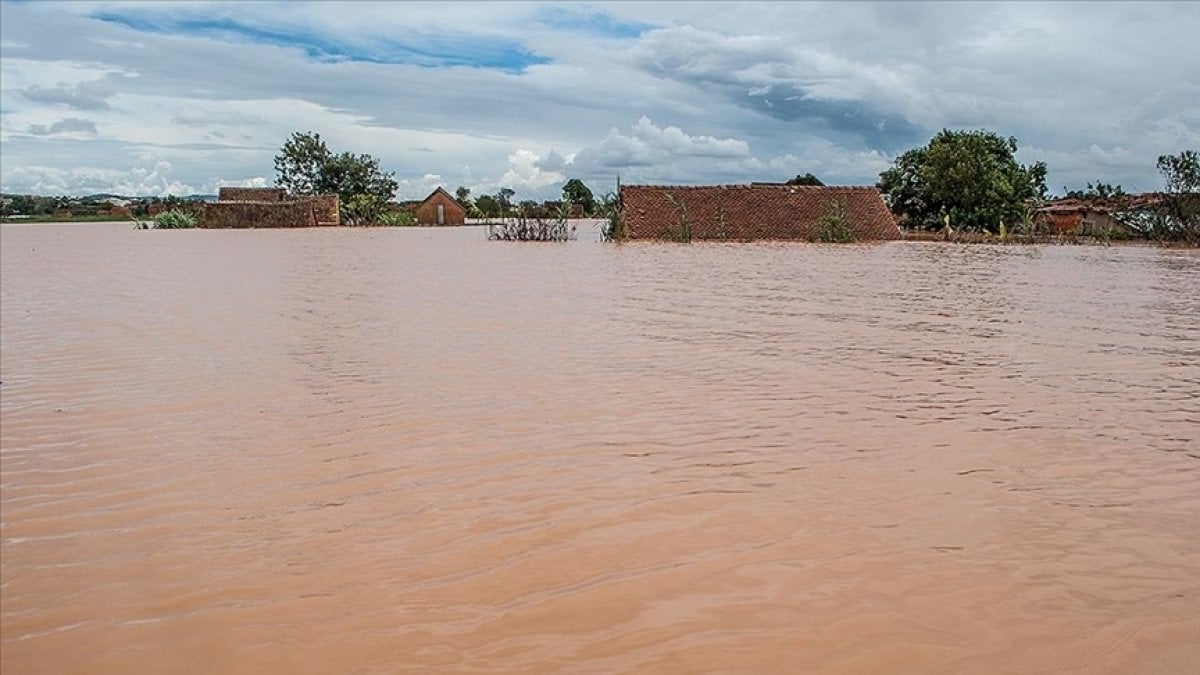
[[561, 178, 596, 214], [274, 131, 331, 195], [786, 173, 824, 186], [475, 194, 500, 217], [455, 186, 471, 204], [273, 131, 398, 225], [1152, 150, 1200, 243], [877, 129, 1047, 232], [1065, 181, 1125, 200], [495, 187, 515, 215]]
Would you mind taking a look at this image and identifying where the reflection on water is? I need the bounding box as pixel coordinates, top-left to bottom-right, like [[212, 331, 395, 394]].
[[2, 223, 1197, 674]]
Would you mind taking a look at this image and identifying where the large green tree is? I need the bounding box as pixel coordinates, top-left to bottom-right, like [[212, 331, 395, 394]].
[[274, 131, 331, 195], [878, 129, 1047, 232], [274, 131, 399, 225], [561, 178, 596, 214]]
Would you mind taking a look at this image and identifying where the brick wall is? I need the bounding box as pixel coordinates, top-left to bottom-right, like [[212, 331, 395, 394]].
[[218, 187, 286, 202], [201, 201, 317, 228], [307, 195, 340, 225], [620, 184, 901, 241]]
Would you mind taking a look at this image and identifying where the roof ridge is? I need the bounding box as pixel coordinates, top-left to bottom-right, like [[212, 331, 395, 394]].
[[621, 183, 879, 190]]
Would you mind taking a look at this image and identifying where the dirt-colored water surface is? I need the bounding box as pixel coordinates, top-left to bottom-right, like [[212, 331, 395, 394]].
[[2, 222, 1197, 674]]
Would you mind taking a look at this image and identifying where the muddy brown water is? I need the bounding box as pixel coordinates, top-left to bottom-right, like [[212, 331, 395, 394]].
[[1, 222, 1197, 674]]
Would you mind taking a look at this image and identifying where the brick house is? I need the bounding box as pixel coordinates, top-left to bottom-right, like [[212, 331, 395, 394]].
[[414, 187, 466, 226], [618, 184, 901, 241], [1033, 195, 1162, 235]]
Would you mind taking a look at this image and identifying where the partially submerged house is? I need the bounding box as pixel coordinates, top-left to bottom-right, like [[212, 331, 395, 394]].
[[413, 187, 466, 226], [618, 184, 901, 241], [1034, 194, 1161, 235], [200, 187, 340, 228]]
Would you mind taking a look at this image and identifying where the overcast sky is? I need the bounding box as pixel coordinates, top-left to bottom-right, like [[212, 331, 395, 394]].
[[1, 1, 1197, 200]]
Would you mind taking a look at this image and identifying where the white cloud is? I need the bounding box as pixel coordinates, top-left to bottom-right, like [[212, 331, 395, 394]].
[[0, 1, 1197, 197]]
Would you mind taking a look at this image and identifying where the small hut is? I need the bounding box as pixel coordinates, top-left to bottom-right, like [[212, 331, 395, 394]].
[[414, 187, 466, 226]]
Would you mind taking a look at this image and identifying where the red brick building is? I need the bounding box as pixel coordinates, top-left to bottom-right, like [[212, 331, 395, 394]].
[[619, 184, 901, 241], [414, 187, 466, 226]]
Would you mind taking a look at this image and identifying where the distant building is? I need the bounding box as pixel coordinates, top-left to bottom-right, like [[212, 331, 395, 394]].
[[413, 187, 466, 226], [1034, 195, 1160, 235], [618, 184, 901, 240], [201, 188, 340, 228]]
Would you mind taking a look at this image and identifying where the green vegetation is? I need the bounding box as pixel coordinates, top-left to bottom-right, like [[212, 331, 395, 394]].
[[878, 129, 1047, 233], [815, 198, 855, 243], [663, 192, 692, 242], [1064, 181, 1126, 200], [373, 209, 416, 227], [132, 209, 198, 229], [561, 179, 596, 215], [786, 173, 825, 186], [274, 131, 398, 226], [487, 201, 576, 241], [598, 191, 623, 242], [1114, 150, 1200, 244]]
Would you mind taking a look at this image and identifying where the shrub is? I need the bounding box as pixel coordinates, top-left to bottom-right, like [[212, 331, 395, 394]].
[[598, 191, 624, 242], [816, 198, 855, 243], [374, 209, 416, 227], [488, 202, 576, 241], [153, 210, 198, 229], [341, 194, 389, 226]]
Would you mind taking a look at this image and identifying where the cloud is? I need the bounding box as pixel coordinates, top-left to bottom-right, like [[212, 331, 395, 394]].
[[22, 77, 118, 110], [90, 9, 551, 72], [629, 25, 924, 151], [173, 106, 266, 127], [27, 117, 98, 136], [2, 158, 199, 196], [1, 1, 1197, 197], [551, 116, 757, 181]]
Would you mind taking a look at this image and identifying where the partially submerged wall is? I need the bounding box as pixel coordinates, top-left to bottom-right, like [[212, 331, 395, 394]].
[[200, 193, 340, 228], [308, 195, 340, 225], [201, 201, 317, 229], [218, 187, 286, 202], [619, 184, 901, 241]]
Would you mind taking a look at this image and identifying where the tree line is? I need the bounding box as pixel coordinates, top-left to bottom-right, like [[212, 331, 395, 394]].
[[875, 129, 1198, 242]]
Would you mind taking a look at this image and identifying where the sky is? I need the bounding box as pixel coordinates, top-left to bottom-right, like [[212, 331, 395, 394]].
[[1, 1, 1198, 201]]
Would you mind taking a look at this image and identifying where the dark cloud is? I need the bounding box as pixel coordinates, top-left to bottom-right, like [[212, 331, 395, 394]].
[[27, 116, 98, 135], [22, 78, 117, 110]]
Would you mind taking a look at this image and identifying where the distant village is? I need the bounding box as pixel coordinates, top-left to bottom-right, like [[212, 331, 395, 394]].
[[2, 130, 1195, 244], [0, 182, 1179, 243]]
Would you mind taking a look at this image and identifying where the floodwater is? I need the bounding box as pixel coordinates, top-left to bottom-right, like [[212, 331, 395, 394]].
[[1, 222, 1197, 674]]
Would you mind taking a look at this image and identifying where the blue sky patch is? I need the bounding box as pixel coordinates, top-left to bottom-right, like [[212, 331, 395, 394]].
[[534, 6, 656, 38], [90, 11, 550, 73]]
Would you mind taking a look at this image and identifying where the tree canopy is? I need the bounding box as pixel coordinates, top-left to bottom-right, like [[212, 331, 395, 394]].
[[561, 178, 596, 214], [877, 129, 1047, 232], [1064, 181, 1126, 201], [1152, 150, 1200, 243], [274, 131, 398, 225], [786, 173, 824, 186]]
